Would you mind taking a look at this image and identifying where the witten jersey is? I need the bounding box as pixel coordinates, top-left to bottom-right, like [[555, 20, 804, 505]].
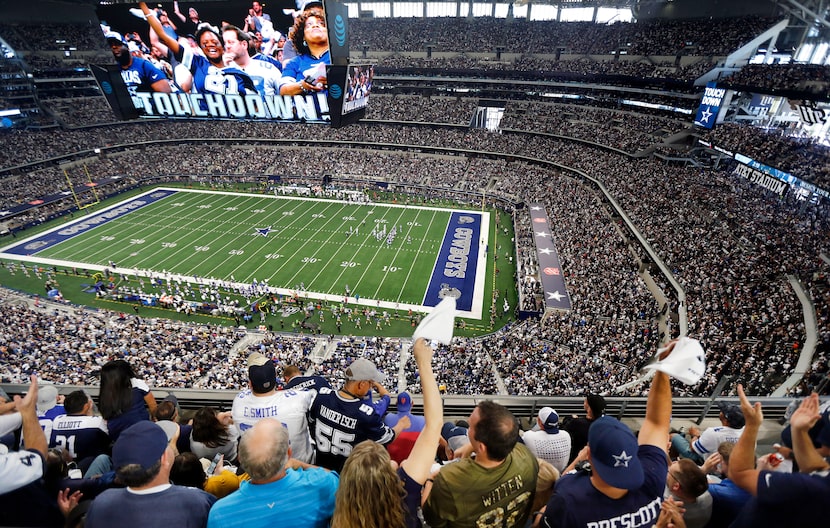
[[49, 414, 109, 461], [309, 387, 395, 472], [231, 389, 315, 463]]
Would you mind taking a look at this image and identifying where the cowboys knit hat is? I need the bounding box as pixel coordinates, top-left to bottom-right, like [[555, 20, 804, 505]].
[[397, 391, 412, 413], [248, 352, 277, 393], [538, 407, 560, 434], [345, 358, 385, 383], [112, 421, 168, 471], [588, 416, 644, 490], [717, 402, 746, 429]]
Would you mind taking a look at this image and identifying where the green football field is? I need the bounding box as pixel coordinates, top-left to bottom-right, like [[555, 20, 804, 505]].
[[0, 188, 490, 319]]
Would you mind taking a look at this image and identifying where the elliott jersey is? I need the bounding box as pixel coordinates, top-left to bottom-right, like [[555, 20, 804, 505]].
[[49, 414, 110, 461], [309, 387, 396, 472], [231, 388, 315, 463]]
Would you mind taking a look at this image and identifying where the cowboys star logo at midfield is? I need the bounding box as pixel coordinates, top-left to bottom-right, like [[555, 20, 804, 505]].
[[254, 226, 273, 237]]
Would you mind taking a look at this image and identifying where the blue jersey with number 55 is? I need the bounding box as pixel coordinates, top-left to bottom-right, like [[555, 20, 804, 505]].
[[309, 387, 395, 472]]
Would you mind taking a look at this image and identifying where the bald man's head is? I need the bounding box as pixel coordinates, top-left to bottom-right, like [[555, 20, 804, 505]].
[[239, 418, 290, 482]]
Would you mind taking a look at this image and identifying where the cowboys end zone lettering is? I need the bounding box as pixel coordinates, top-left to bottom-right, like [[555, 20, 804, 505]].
[[134, 92, 330, 122], [1, 189, 177, 256], [423, 212, 482, 312]]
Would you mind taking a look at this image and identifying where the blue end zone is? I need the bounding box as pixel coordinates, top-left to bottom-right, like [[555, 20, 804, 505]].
[[423, 211, 482, 312], [2, 189, 177, 256]]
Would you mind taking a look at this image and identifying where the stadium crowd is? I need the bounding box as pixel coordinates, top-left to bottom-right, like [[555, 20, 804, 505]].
[[722, 63, 830, 97], [1, 127, 824, 391], [349, 16, 778, 56], [1, 8, 830, 528], [0, 113, 826, 397], [701, 123, 830, 190]]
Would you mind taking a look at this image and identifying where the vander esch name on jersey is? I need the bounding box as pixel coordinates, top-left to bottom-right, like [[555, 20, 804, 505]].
[[133, 92, 330, 122], [586, 497, 662, 528], [320, 405, 359, 429]]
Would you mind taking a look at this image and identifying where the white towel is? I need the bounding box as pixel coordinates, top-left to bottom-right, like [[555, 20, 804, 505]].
[[413, 296, 456, 345], [641, 336, 706, 385]]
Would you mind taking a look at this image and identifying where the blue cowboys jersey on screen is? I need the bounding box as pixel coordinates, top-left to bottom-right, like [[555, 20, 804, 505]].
[[179, 47, 256, 95]]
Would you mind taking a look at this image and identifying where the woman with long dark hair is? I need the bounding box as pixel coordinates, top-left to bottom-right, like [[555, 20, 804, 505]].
[[189, 406, 239, 463], [98, 359, 156, 441]]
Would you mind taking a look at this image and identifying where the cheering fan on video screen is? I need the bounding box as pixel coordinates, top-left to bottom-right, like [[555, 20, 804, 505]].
[[279, 9, 329, 96]]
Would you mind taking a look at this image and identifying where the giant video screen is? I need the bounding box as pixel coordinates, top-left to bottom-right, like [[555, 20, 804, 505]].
[[95, 1, 350, 124]]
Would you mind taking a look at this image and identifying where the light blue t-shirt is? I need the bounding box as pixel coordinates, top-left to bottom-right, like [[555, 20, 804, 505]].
[[207, 467, 339, 528]]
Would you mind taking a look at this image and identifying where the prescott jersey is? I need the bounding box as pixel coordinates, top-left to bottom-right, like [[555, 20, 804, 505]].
[[309, 387, 396, 472], [231, 388, 315, 463], [178, 46, 256, 95], [542, 444, 668, 528], [49, 414, 110, 461]]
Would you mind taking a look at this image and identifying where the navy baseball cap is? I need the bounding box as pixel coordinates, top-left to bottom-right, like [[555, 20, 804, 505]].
[[248, 352, 277, 393], [539, 407, 560, 433], [815, 410, 830, 447], [588, 416, 643, 490], [441, 421, 468, 439], [717, 402, 745, 429], [113, 421, 168, 471]]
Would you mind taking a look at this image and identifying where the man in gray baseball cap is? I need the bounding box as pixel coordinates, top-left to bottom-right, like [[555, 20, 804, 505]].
[[308, 357, 409, 471]]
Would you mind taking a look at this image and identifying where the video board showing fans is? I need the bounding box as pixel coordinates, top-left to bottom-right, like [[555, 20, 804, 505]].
[[94, 0, 353, 125], [342, 64, 374, 115]]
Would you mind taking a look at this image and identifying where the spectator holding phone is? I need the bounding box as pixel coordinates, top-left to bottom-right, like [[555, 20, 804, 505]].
[[279, 9, 329, 96]]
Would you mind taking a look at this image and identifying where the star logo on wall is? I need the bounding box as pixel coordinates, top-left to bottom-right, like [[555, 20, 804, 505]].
[[547, 291, 564, 302]]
